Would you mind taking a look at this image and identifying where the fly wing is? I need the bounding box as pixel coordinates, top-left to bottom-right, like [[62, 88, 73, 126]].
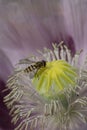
[[15, 57, 38, 78], [18, 58, 36, 64]]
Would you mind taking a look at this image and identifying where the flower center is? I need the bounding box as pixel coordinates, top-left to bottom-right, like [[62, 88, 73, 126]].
[[33, 60, 77, 99]]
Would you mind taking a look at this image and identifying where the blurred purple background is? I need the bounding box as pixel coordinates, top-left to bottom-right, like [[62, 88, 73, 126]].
[[0, 0, 87, 130]]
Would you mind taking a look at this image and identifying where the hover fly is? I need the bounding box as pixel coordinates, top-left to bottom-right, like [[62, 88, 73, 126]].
[[16, 58, 46, 78], [24, 60, 46, 73]]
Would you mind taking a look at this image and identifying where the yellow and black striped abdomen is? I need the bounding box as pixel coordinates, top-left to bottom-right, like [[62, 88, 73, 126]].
[[24, 65, 36, 73]]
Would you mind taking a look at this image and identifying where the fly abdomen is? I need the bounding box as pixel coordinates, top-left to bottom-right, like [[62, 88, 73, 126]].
[[24, 66, 32, 73], [24, 65, 37, 73], [31, 65, 37, 69]]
